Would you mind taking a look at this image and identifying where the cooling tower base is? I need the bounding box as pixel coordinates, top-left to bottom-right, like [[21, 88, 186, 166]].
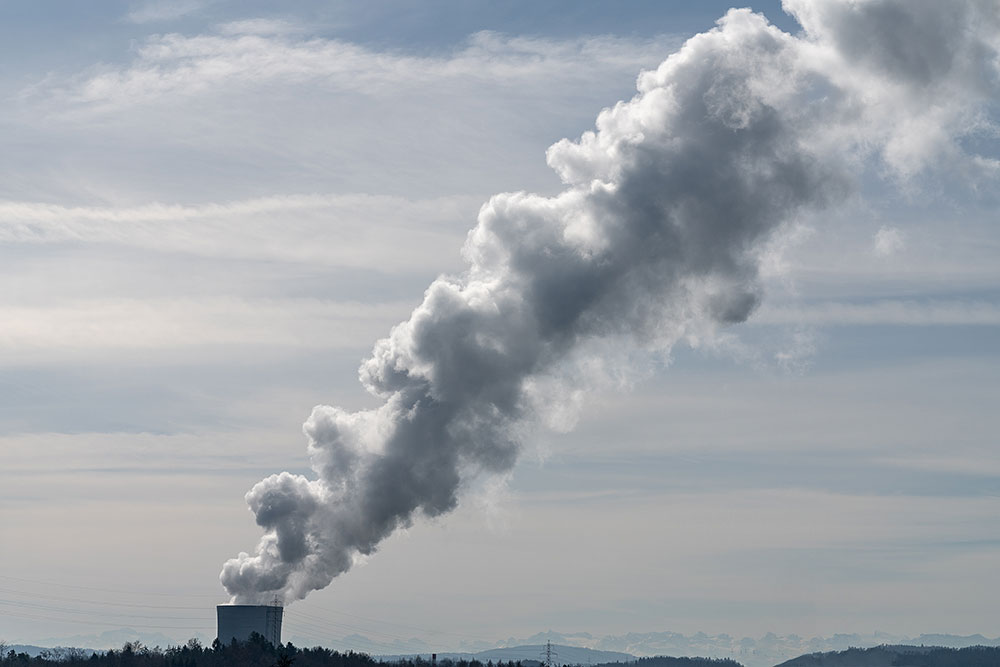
[[217, 604, 283, 647]]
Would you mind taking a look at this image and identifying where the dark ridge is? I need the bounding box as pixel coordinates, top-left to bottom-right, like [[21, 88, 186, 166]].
[[775, 644, 1000, 667], [595, 658, 743, 667]]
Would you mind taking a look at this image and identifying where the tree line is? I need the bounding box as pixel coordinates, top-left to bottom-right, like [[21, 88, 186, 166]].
[[779, 644, 1000, 667], [0, 635, 531, 667], [593, 657, 742, 667]]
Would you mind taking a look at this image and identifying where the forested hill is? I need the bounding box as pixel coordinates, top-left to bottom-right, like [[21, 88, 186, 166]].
[[776, 644, 1000, 667], [594, 658, 742, 667]]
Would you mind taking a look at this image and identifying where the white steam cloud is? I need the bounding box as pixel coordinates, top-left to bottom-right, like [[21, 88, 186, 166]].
[[221, 0, 1000, 604]]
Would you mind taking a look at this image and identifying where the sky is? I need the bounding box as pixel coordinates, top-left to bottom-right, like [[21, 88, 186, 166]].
[[2, 0, 1000, 653]]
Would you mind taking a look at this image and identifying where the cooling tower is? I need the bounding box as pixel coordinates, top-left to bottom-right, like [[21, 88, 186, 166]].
[[217, 604, 283, 647]]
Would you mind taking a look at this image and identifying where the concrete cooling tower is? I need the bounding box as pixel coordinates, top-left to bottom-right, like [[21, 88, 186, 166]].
[[217, 604, 283, 647]]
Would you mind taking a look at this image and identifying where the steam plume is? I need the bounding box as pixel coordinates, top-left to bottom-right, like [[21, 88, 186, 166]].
[[221, 1, 1000, 604]]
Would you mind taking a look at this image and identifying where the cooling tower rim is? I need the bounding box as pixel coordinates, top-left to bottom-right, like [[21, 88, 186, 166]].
[[217, 603, 284, 609]]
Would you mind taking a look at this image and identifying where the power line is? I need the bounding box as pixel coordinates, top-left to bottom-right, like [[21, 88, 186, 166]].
[[0, 586, 212, 610], [0, 574, 220, 598], [0, 608, 208, 632], [0, 581, 448, 647], [0, 598, 212, 622], [0, 575, 491, 649], [297, 601, 484, 642], [284, 610, 419, 646]]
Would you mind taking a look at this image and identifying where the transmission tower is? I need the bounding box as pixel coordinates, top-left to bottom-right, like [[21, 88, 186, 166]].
[[267, 595, 283, 646], [540, 640, 558, 667]]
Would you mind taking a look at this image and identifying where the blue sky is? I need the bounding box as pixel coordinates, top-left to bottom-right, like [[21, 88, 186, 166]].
[[1, 0, 999, 655]]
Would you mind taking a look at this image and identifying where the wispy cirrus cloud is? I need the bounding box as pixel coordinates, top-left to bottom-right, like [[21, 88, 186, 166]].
[[216, 18, 306, 36], [6, 27, 679, 204], [126, 0, 214, 24], [48, 30, 675, 110], [0, 193, 478, 268], [0, 297, 412, 354], [755, 299, 1000, 326]]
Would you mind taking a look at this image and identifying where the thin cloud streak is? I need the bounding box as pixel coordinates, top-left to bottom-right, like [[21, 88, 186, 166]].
[[0, 297, 413, 352], [40, 30, 676, 111], [126, 0, 213, 24], [755, 299, 1000, 326], [0, 194, 477, 268]]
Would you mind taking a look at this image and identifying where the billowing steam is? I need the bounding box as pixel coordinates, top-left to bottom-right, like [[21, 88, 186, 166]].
[[222, 0, 1000, 604]]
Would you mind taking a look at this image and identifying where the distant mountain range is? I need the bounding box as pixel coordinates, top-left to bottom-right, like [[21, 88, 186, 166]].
[[15, 627, 1000, 667], [379, 644, 634, 665], [3, 645, 99, 659], [443, 630, 1000, 667], [352, 630, 1000, 667], [32, 627, 207, 651]]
